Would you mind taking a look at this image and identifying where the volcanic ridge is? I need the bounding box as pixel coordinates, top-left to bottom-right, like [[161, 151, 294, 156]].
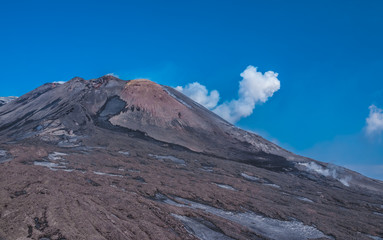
[[0, 75, 382, 240]]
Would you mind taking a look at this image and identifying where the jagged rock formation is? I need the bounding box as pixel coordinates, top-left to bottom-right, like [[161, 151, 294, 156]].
[[0, 75, 382, 240]]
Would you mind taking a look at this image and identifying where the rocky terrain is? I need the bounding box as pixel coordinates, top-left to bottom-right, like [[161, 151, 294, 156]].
[[0, 75, 382, 240]]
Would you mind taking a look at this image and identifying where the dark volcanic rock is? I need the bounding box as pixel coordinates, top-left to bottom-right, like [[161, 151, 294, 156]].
[[0, 75, 382, 240]]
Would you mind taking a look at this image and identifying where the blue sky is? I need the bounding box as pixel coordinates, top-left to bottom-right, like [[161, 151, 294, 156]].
[[1, 0, 383, 179]]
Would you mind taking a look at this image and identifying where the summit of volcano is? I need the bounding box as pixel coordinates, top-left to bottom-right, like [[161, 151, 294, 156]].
[[0, 75, 382, 240]]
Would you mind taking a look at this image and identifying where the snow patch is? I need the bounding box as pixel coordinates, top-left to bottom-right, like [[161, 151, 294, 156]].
[[0, 150, 12, 163], [367, 234, 383, 240], [297, 197, 314, 203], [118, 151, 130, 156], [157, 194, 331, 240], [93, 171, 123, 177], [0, 96, 18, 105], [48, 152, 67, 161], [148, 154, 186, 165], [0, 150, 6, 157], [263, 183, 281, 189], [241, 173, 259, 181], [162, 87, 192, 109], [171, 214, 234, 240], [214, 183, 236, 191], [200, 167, 214, 172], [34, 161, 66, 171]]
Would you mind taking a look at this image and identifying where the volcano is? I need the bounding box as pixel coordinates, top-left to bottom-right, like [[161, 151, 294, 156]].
[[0, 75, 382, 240]]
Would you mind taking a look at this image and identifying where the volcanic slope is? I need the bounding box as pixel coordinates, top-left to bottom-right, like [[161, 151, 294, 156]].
[[0, 75, 382, 240]]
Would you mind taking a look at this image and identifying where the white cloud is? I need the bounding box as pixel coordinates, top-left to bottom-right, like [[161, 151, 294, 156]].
[[106, 73, 119, 78], [175, 65, 280, 123], [366, 105, 383, 136], [175, 82, 220, 110], [214, 66, 280, 123], [239, 65, 281, 103], [53, 81, 66, 84]]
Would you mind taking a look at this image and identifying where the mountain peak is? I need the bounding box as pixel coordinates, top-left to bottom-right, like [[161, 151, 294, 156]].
[[0, 75, 382, 240], [0, 76, 290, 167], [0, 76, 381, 191], [127, 78, 154, 84], [68, 76, 85, 82], [96, 74, 121, 82]]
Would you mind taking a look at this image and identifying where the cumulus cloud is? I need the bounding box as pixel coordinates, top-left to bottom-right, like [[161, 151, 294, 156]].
[[175, 65, 280, 123], [175, 82, 220, 109], [366, 105, 383, 136]]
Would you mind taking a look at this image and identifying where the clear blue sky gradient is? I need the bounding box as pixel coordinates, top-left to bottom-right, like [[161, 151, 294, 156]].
[[1, 0, 383, 179]]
